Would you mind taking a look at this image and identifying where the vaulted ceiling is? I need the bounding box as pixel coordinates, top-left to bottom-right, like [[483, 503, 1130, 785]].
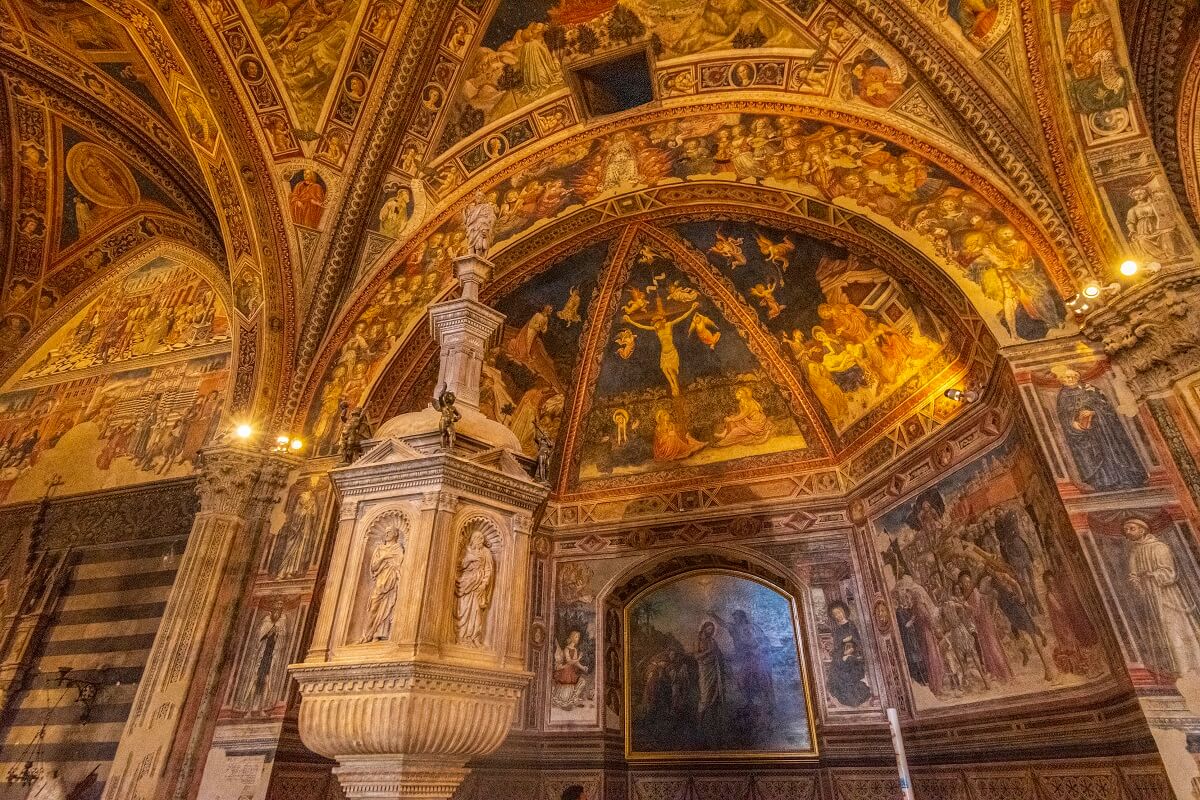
[[0, 0, 1191, 471]]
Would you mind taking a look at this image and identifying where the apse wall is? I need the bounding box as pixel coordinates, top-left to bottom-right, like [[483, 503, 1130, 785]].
[[425, 375, 1169, 797]]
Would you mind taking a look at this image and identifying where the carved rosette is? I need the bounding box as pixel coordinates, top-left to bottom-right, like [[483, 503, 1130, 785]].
[[1083, 267, 1200, 397]]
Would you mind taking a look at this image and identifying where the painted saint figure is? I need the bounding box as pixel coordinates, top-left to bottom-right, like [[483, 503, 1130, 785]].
[[1063, 0, 1129, 114], [1123, 517, 1200, 677], [454, 526, 496, 647], [695, 620, 729, 736], [359, 526, 405, 643], [709, 609, 775, 715], [289, 170, 326, 227], [272, 487, 321, 578], [237, 604, 288, 714], [552, 629, 590, 708], [1052, 366, 1147, 491], [826, 602, 871, 707]]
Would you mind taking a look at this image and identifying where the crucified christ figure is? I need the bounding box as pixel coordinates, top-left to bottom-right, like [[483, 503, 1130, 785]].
[[623, 302, 698, 396]]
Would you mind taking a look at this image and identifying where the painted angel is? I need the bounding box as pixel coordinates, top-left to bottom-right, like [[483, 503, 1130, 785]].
[[750, 280, 786, 319], [755, 231, 795, 272], [614, 328, 637, 359], [688, 312, 721, 349], [556, 286, 583, 326], [622, 288, 649, 316], [666, 280, 699, 304], [709, 230, 747, 269]]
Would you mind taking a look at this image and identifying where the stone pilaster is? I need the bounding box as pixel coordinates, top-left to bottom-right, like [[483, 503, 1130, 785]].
[[102, 444, 298, 800]]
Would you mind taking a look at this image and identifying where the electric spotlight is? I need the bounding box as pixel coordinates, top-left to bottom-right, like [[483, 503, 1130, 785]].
[[290, 438, 304, 451], [235, 423, 253, 439], [276, 435, 290, 445], [1120, 260, 1139, 276], [944, 389, 978, 403], [1082, 283, 1101, 298]]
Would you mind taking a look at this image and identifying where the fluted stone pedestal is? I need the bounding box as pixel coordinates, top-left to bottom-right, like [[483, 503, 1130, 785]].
[[292, 254, 548, 800]]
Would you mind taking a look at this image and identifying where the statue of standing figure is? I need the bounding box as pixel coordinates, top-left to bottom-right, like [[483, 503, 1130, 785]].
[[534, 422, 553, 484], [463, 190, 498, 257], [434, 387, 461, 450], [338, 402, 373, 464]]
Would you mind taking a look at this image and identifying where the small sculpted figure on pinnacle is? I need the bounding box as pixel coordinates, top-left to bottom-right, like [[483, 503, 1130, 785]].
[[434, 387, 461, 451], [338, 401, 373, 464], [463, 190, 498, 257], [534, 422, 553, 484]]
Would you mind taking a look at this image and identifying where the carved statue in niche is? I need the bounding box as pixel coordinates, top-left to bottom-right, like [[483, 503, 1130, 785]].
[[359, 518, 406, 643], [454, 521, 496, 647]]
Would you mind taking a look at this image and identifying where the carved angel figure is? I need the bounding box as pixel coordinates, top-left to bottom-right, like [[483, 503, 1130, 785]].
[[339, 402, 373, 464]]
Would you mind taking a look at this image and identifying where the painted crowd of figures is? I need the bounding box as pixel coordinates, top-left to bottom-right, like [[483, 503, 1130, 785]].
[[23, 283, 226, 380], [878, 445, 1106, 707], [309, 270, 453, 452], [415, 115, 1063, 343]]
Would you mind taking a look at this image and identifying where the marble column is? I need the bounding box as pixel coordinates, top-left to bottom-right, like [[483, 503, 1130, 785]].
[[103, 444, 297, 800], [292, 254, 549, 800]]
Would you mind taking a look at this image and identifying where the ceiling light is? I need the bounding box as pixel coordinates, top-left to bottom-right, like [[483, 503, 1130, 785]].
[[1119, 260, 1139, 276], [290, 439, 304, 451], [1082, 283, 1101, 299], [235, 423, 253, 439]]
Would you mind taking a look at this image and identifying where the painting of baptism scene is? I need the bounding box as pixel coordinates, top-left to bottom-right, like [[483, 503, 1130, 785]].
[[625, 571, 816, 758], [874, 434, 1110, 710]]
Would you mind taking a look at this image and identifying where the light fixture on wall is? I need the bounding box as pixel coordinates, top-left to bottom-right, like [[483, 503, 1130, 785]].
[[271, 434, 305, 453], [234, 423, 254, 440], [944, 388, 978, 403]]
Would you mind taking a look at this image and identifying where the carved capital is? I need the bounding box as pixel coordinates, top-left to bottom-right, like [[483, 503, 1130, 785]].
[[194, 446, 299, 519], [1083, 267, 1200, 396]]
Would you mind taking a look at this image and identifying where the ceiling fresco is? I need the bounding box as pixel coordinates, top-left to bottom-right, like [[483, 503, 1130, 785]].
[[0, 0, 1185, 495], [0, 255, 230, 503]]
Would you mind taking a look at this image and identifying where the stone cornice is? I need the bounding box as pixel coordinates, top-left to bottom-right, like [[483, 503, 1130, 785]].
[[290, 660, 532, 697], [330, 451, 548, 512]]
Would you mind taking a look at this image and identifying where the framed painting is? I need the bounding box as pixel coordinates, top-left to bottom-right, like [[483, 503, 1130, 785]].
[[624, 569, 818, 760]]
